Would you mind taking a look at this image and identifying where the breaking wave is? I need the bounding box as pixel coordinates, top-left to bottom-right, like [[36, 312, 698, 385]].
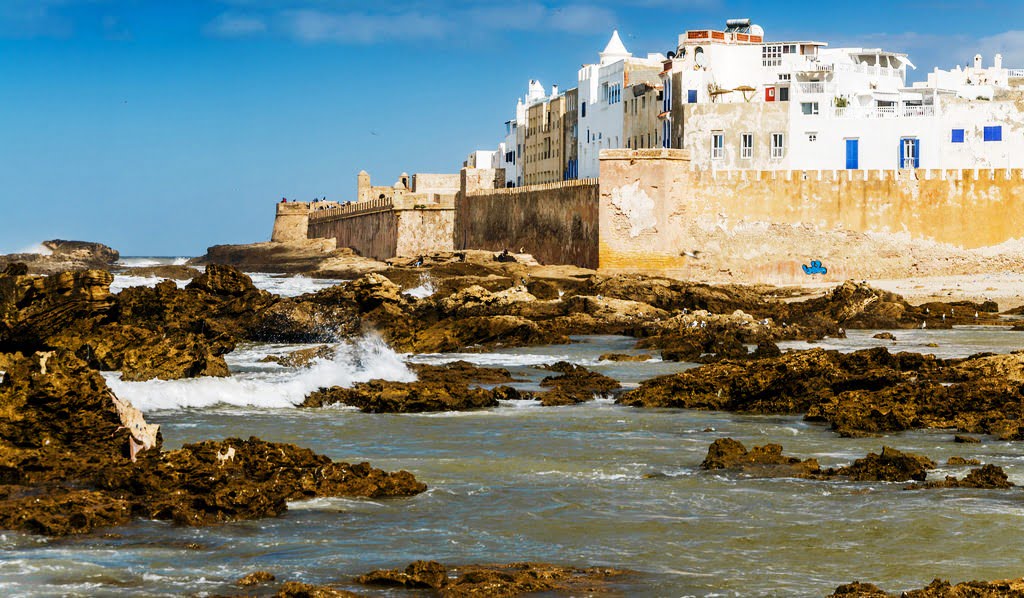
[[104, 335, 414, 411]]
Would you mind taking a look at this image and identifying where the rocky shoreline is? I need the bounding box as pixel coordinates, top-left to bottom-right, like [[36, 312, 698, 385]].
[[3, 248, 1024, 594]]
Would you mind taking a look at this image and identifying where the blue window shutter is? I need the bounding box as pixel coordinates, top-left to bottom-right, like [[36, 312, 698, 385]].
[[951, 129, 964, 143], [899, 139, 904, 168], [913, 139, 920, 168], [984, 127, 992, 141], [688, 89, 697, 103]]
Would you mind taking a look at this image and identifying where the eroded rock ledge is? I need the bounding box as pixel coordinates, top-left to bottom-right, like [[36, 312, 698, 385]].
[[0, 350, 425, 536], [620, 347, 1024, 438]]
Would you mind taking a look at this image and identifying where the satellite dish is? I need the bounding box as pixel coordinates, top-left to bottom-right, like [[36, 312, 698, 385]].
[[667, 50, 676, 59], [695, 47, 706, 67]]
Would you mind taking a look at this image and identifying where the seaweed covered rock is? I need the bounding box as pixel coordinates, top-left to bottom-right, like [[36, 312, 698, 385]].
[[356, 561, 629, 596], [302, 380, 500, 413], [0, 351, 425, 536], [537, 362, 621, 406], [831, 577, 1024, 597], [829, 447, 935, 482], [700, 438, 821, 477], [907, 464, 1013, 490]]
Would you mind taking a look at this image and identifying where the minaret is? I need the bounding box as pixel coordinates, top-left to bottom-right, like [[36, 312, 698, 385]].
[[357, 170, 370, 202]]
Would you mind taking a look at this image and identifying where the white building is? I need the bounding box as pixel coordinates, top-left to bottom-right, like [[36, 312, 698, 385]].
[[577, 31, 665, 178], [464, 150, 497, 169], [664, 18, 1024, 172]]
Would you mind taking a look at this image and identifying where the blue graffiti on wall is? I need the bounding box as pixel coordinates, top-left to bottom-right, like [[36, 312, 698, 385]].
[[802, 260, 828, 275]]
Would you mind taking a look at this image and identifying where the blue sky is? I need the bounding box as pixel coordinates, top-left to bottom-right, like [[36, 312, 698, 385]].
[[2, 0, 1023, 255]]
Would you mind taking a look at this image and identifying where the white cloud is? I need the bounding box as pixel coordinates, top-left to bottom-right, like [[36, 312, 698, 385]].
[[204, 12, 268, 38], [466, 3, 615, 34], [977, 30, 1024, 67], [277, 9, 448, 44]]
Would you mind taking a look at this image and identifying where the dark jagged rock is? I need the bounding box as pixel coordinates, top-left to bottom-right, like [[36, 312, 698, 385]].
[[828, 581, 891, 597], [621, 346, 1024, 438], [946, 456, 981, 466], [275, 581, 360, 598], [599, 352, 652, 362], [0, 240, 119, 275], [700, 438, 821, 477], [831, 577, 1024, 597], [0, 266, 253, 380], [119, 265, 201, 280], [237, 571, 276, 586], [698, 440, 951, 485], [260, 345, 335, 368], [538, 363, 621, 406], [356, 561, 629, 596], [873, 332, 896, 340], [954, 435, 981, 443], [0, 351, 425, 536], [907, 464, 1013, 490], [410, 361, 515, 385], [355, 560, 447, 589], [302, 380, 500, 413], [829, 447, 935, 482]]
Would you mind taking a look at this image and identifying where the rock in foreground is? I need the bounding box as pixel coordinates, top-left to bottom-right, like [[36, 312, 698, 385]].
[[356, 560, 630, 596], [830, 577, 1024, 597], [0, 350, 425, 536]]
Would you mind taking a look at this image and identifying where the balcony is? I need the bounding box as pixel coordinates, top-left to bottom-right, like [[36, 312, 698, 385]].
[[1008, 68, 1024, 78], [830, 105, 936, 118], [796, 82, 835, 94]]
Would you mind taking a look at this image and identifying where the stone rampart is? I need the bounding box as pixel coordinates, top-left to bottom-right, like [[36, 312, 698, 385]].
[[306, 194, 455, 261], [598, 149, 1024, 283], [271, 202, 311, 243], [456, 178, 600, 268]]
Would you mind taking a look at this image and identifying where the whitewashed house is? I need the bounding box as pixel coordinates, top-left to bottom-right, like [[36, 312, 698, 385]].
[[577, 31, 665, 178], [663, 19, 1024, 172]]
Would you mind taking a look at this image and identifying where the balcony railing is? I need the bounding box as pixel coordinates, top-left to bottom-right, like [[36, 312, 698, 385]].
[[1008, 68, 1024, 78], [830, 105, 935, 118], [796, 82, 835, 94]]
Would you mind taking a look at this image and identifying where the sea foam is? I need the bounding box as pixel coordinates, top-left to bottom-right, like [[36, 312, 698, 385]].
[[104, 335, 414, 411]]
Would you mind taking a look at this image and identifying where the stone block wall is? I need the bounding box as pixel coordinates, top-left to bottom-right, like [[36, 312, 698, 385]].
[[598, 148, 1024, 283], [456, 178, 600, 268], [271, 202, 310, 243]]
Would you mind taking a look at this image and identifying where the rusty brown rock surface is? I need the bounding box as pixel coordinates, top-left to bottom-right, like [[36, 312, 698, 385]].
[[0, 351, 426, 536]]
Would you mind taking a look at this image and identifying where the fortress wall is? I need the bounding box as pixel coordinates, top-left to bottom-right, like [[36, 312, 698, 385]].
[[598, 149, 1024, 283], [456, 178, 600, 268], [270, 202, 310, 243], [307, 208, 399, 261]]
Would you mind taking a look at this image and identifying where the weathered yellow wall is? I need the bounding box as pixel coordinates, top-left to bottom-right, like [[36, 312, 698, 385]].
[[306, 195, 456, 261], [271, 202, 310, 243], [599, 149, 1024, 283]]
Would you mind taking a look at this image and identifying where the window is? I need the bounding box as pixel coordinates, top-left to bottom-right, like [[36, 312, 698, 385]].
[[663, 82, 672, 112], [951, 129, 964, 143], [771, 133, 785, 159], [688, 89, 698, 103], [778, 73, 791, 81], [900, 137, 920, 168], [984, 126, 1002, 141], [801, 102, 819, 115], [778, 86, 790, 102], [741, 133, 753, 159], [581, 102, 586, 118], [762, 44, 782, 67], [711, 132, 724, 160], [807, 132, 817, 142], [662, 120, 671, 148]]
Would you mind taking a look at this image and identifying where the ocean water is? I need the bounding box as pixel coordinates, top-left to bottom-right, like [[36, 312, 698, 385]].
[[5, 327, 1024, 597], [111, 257, 348, 297]]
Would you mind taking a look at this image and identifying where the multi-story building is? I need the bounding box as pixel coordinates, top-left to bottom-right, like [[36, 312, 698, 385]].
[[471, 18, 1024, 185], [577, 31, 666, 178], [624, 80, 664, 151], [661, 18, 1024, 171]]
